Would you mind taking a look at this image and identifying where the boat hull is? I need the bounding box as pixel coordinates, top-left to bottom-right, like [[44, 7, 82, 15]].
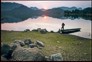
[[61, 28, 81, 34]]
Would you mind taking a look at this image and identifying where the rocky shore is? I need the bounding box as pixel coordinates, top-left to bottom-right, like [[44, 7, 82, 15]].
[[1, 39, 63, 61]]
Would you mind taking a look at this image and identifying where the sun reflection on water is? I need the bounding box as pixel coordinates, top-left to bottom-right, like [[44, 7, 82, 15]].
[[43, 16, 47, 19]]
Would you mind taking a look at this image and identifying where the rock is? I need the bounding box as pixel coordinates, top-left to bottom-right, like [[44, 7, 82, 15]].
[[3, 49, 13, 60], [29, 44, 36, 48], [37, 28, 47, 34], [24, 39, 32, 45], [45, 56, 50, 61], [10, 44, 17, 51], [57, 41, 60, 43], [1, 43, 13, 60], [36, 40, 44, 47], [1, 43, 11, 55], [1, 42, 3, 46], [10, 43, 20, 51], [12, 47, 45, 61], [40, 29, 47, 34], [19, 41, 25, 46], [14, 40, 21, 44], [14, 40, 25, 46], [24, 29, 30, 32], [58, 47, 62, 49], [50, 53, 63, 61], [1, 56, 8, 61]]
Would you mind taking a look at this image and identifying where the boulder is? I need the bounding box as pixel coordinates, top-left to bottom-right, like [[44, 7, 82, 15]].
[[29, 44, 36, 48], [45, 56, 50, 61], [1, 42, 3, 46], [24, 29, 30, 32], [1, 56, 8, 61], [19, 41, 25, 46], [40, 29, 47, 34], [10, 42, 21, 51], [14, 40, 25, 46], [24, 39, 32, 45], [14, 40, 21, 44], [50, 53, 63, 61], [36, 40, 44, 47], [3, 49, 13, 60], [12, 47, 45, 61], [1, 43, 13, 60], [1, 43, 11, 55]]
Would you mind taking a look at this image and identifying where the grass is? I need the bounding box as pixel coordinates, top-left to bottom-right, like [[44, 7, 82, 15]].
[[1, 30, 92, 61]]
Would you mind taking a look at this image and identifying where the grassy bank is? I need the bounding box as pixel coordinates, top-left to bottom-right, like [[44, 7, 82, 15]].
[[1, 30, 91, 61]]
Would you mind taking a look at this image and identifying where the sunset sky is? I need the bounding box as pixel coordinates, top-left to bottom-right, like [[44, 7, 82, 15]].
[[2, 1, 91, 9]]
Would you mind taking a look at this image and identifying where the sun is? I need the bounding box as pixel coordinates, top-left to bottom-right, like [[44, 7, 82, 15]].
[[43, 6, 48, 10]]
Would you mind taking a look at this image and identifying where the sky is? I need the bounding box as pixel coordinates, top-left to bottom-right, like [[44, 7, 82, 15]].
[[2, 1, 91, 9]]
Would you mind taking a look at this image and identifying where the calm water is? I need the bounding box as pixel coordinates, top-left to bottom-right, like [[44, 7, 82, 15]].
[[1, 16, 91, 39]]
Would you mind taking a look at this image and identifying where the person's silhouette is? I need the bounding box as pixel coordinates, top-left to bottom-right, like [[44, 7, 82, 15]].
[[61, 23, 65, 30]]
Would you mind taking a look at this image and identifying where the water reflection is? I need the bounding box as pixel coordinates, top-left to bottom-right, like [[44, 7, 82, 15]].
[[43, 16, 47, 19], [1, 15, 91, 23], [1, 16, 91, 39]]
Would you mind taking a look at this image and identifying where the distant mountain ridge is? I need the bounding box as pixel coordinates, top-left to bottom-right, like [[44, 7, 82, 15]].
[[30, 7, 40, 10], [1, 2, 92, 23], [1, 2, 22, 11], [59, 7, 82, 11], [1, 2, 82, 12], [1, 2, 42, 23]]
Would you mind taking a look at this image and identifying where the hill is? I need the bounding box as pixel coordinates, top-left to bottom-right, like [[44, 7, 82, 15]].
[[1, 2, 92, 23], [1, 2, 42, 23]]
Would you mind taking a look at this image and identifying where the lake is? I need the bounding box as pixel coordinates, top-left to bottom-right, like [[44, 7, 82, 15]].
[[1, 16, 91, 39]]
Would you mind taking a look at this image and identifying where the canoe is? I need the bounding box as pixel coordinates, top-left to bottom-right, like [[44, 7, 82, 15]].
[[61, 28, 81, 34]]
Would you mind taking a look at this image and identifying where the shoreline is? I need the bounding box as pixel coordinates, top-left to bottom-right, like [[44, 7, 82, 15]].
[[1, 30, 91, 40], [70, 34, 91, 40]]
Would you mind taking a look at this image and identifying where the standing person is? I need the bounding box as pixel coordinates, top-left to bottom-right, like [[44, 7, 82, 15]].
[[61, 23, 65, 30]]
